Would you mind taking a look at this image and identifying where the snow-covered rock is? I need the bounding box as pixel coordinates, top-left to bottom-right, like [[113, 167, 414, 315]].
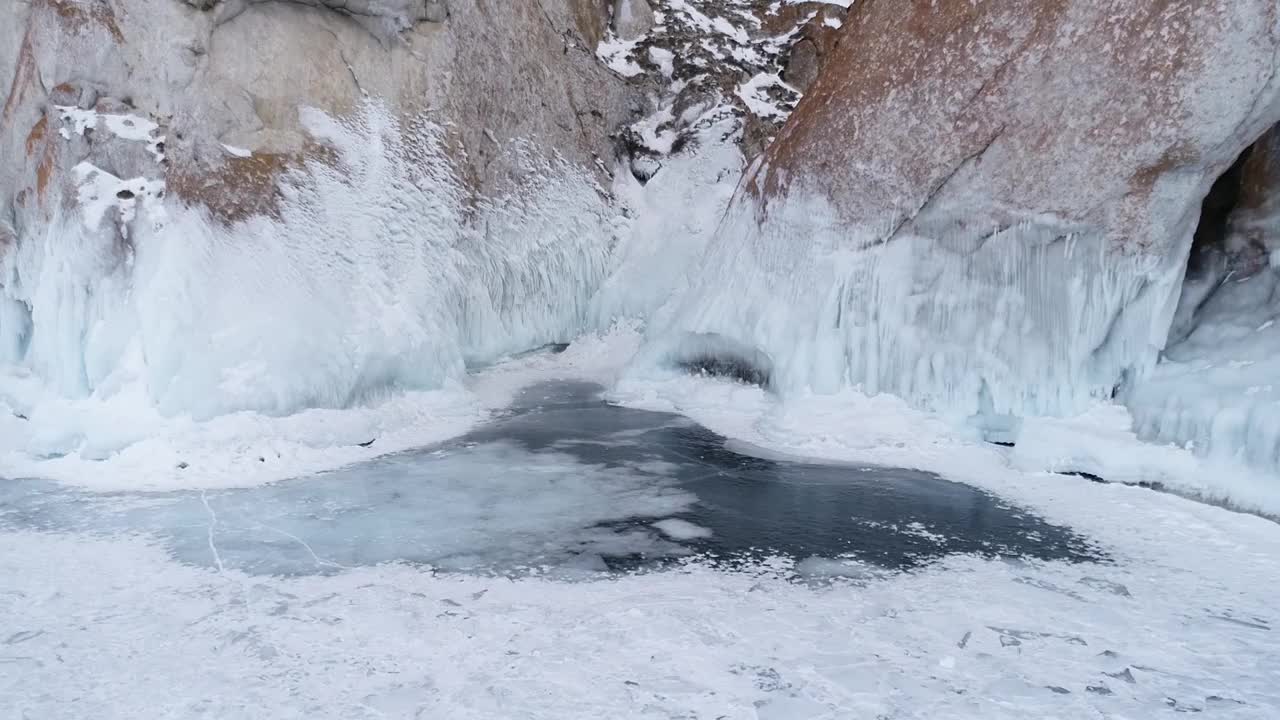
[[647, 0, 1280, 427], [598, 0, 849, 168]]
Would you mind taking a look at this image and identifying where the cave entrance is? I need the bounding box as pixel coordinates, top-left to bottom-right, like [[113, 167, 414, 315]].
[[1171, 131, 1275, 344]]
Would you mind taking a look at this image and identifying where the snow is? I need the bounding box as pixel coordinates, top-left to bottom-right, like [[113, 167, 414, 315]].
[[590, 116, 743, 326], [72, 162, 166, 239], [596, 35, 644, 77], [1013, 403, 1280, 515], [736, 71, 794, 119], [648, 46, 675, 77], [56, 105, 166, 161], [609, 367, 1280, 519], [220, 142, 252, 158], [0, 324, 643, 492], [603, 0, 839, 173], [3, 526, 1275, 719]]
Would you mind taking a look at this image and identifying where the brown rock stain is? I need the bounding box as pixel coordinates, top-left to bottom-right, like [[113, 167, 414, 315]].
[[25, 116, 48, 157], [44, 0, 126, 42], [166, 143, 338, 224], [167, 152, 292, 223], [1, 29, 38, 129], [35, 144, 57, 209]]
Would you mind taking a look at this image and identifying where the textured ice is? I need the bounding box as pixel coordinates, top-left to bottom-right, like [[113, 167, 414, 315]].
[[641, 192, 1183, 425], [1118, 261, 1280, 510], [653, 518, 714, 540], [0, 101, 621, 420]]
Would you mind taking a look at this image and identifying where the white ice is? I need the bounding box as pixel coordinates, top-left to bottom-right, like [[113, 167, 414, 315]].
[[2, 101, 620, 420]]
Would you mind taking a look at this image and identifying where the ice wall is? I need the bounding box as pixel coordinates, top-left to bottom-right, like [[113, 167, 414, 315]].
[[0, 102, 623, 419], [1126, 255, 1280, 478], [644, 187, 1189, 423]]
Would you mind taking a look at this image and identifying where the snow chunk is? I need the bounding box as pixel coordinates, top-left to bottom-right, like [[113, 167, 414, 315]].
[[220, 143, 252, 158], [72, 162, 166, 239], [652, 518, 713, 540], [736, 72, 793, 119], [56, 106, 166, 162], [648, 46, 675, 78], [597, 35, 644, 77]]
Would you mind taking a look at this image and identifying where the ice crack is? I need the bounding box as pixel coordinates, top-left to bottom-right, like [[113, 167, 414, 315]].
[[254, 522, 349, 571], [200, 490, 226, 573]]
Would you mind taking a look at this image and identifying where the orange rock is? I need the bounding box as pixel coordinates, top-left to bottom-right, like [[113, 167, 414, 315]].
[[752, 0, 1280, 256]]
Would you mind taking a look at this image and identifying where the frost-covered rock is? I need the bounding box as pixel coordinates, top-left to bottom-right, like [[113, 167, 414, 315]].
[[648, 0, 1280, 424], [1, 0, 626, 220]]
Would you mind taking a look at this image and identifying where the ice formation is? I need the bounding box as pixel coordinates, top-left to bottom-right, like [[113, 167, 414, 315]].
[[0, 101, 623, 420], [1126, 259, 1280, 481], [641, 190, 1186, 423]]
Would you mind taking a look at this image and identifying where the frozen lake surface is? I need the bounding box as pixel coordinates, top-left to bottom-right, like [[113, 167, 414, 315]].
[[3, 377, 1279, 719], [0, 381, 1097, 576]]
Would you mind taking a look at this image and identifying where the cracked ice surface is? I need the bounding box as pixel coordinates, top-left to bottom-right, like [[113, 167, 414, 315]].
[[2, 518, 1278, 719]]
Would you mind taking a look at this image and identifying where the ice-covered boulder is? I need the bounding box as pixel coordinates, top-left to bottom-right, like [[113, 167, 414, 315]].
[[648, 0, 1280, 424]]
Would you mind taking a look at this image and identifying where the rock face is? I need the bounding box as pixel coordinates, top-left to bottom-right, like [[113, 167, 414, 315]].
[[1, 0, 628, 228], [653, 0, 1280, 421], [758, 1, 1280, 244]]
